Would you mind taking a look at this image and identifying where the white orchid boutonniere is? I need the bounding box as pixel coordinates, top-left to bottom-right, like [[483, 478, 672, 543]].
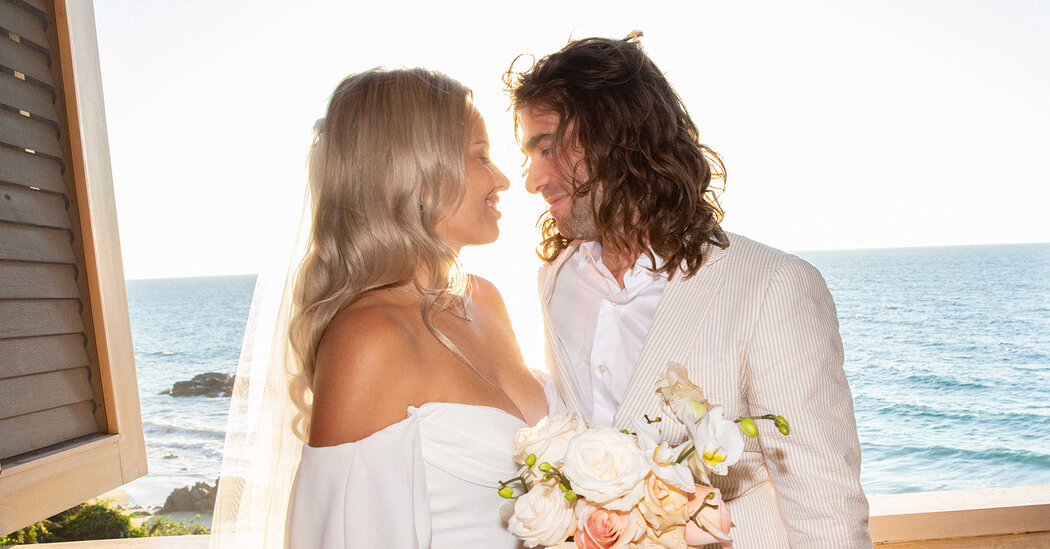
[[655, 362, 791, 480]]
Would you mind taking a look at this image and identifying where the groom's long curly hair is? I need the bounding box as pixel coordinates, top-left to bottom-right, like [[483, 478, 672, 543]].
[[505, 32, 728, 277]]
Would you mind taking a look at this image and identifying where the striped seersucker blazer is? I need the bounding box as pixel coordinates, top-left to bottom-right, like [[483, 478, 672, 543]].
[[538, 232, 872, 549]]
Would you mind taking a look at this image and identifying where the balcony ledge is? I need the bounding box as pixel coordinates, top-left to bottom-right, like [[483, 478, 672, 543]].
[[12, 485, 1050, 548]]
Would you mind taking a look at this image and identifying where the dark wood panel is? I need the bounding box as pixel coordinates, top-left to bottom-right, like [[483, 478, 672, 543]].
[[0, 32, 51, 84], [0, 333, 88, 377], [0, 144, 66, 193], [0, 298, 83, 339], [0, 261, 78, 299], [0, 400, 99, 460], [0, 1, 49, 46], [0, 221, 73, 262], [0, 106, 61, 157], [0, 182, 69, 228], [0, 366, 93, 419], [15, 0, 51, 19], [0, 69, 56, 119]]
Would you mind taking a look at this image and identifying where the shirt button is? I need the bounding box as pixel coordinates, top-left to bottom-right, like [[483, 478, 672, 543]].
[[597, 364, 608, 375]]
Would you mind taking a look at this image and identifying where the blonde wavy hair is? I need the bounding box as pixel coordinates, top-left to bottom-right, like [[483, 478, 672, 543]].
[[288, 68, 473, 432]]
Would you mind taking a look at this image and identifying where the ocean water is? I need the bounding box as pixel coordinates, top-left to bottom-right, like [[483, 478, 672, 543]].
[[799, 243, 1050, 494], [122, 274, 256, 502], [120, 243, 1050, 503]]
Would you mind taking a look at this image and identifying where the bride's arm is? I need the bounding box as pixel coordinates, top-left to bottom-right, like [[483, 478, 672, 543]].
[[289, 306, 433, 548], [288, 409, 432, 548]]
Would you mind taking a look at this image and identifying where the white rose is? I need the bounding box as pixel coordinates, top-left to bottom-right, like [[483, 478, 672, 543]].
[[560, 426, 649, 511], [685, 406, 744, 477], [507, 481, 576, 548], [513, 413, 588, 469]]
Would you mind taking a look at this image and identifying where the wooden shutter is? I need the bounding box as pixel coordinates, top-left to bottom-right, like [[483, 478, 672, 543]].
[[0, 0, 145, 535], [0, 0, 105, 461]]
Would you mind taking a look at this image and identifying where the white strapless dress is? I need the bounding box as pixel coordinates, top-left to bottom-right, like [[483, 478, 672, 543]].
[[287, 383, 564, 548]]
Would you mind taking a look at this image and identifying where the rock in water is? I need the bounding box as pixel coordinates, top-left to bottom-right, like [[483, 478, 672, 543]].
[[160, 480, 218, 513], [161, 372, 234, 397]]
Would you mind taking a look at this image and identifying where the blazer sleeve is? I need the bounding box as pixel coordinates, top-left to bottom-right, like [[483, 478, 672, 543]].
[[744, 255, 872, 549]]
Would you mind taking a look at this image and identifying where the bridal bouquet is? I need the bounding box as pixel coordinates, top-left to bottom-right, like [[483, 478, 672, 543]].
[[497, 362, 790, 549]]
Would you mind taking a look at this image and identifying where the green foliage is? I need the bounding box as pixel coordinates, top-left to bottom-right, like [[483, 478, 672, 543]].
[[0, 500, 210, 545], [0, 522, 50, 545], [52, 501, 145, 541], [141, 515, 210, 536]]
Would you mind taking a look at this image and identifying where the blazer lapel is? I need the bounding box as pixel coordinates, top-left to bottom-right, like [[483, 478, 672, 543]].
[[539, 243, 584, 416], [612, 243, 730, 432]]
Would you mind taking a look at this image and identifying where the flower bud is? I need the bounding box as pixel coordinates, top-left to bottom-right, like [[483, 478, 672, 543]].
[[775, 416, 791, 436], [498, 486, 514, 499], [738, 418, 759, 438], [526, 453, 537, 466], [539, 462, 552, 472], [564, 490, 577, 503]]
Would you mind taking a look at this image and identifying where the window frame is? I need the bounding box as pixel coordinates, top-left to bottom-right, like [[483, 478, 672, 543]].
[[0, 0, 146, 535]]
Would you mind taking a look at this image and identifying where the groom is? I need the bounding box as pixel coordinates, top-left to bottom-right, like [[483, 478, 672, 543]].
[[508, 35, 872, 548]]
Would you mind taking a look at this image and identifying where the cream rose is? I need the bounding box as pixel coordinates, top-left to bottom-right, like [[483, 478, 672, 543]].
[[638, 524, 688, 549], [573, 499, 646, 549], [507, 481, 576, 548], [684, 485, 733, 548], [560, 427, 649, 511], [514, 413, 589, 469], [655, 362, 712, 424], [637, 473, 689, 535]]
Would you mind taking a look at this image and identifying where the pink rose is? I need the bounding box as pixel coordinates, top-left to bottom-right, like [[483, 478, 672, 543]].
[[573, 500, 646, 549], [684, 485, 733, 548]]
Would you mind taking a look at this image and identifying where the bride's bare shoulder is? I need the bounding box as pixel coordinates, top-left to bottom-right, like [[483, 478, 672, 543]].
[[468, 274, 511, 317], [309, 297, 426, 446]]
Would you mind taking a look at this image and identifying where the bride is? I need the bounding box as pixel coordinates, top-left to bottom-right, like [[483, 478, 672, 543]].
[[213, 68, 556, 548]]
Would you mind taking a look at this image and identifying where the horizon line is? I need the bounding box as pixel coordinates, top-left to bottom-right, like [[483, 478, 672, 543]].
[[123, 240, 1049, 281]]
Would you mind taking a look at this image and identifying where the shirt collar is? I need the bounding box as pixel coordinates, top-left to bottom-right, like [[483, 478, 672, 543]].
[[579, 240, 668, 289]]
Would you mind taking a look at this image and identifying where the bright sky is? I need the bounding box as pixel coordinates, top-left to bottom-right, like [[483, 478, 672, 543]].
[[93, 1, 1050, 365]]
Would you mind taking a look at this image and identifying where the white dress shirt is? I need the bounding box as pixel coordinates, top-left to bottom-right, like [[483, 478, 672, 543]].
[[548, 241, 667, 425]]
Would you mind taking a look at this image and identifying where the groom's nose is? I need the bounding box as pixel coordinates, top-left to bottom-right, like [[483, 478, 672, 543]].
[[524, 159, 548, 195]]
